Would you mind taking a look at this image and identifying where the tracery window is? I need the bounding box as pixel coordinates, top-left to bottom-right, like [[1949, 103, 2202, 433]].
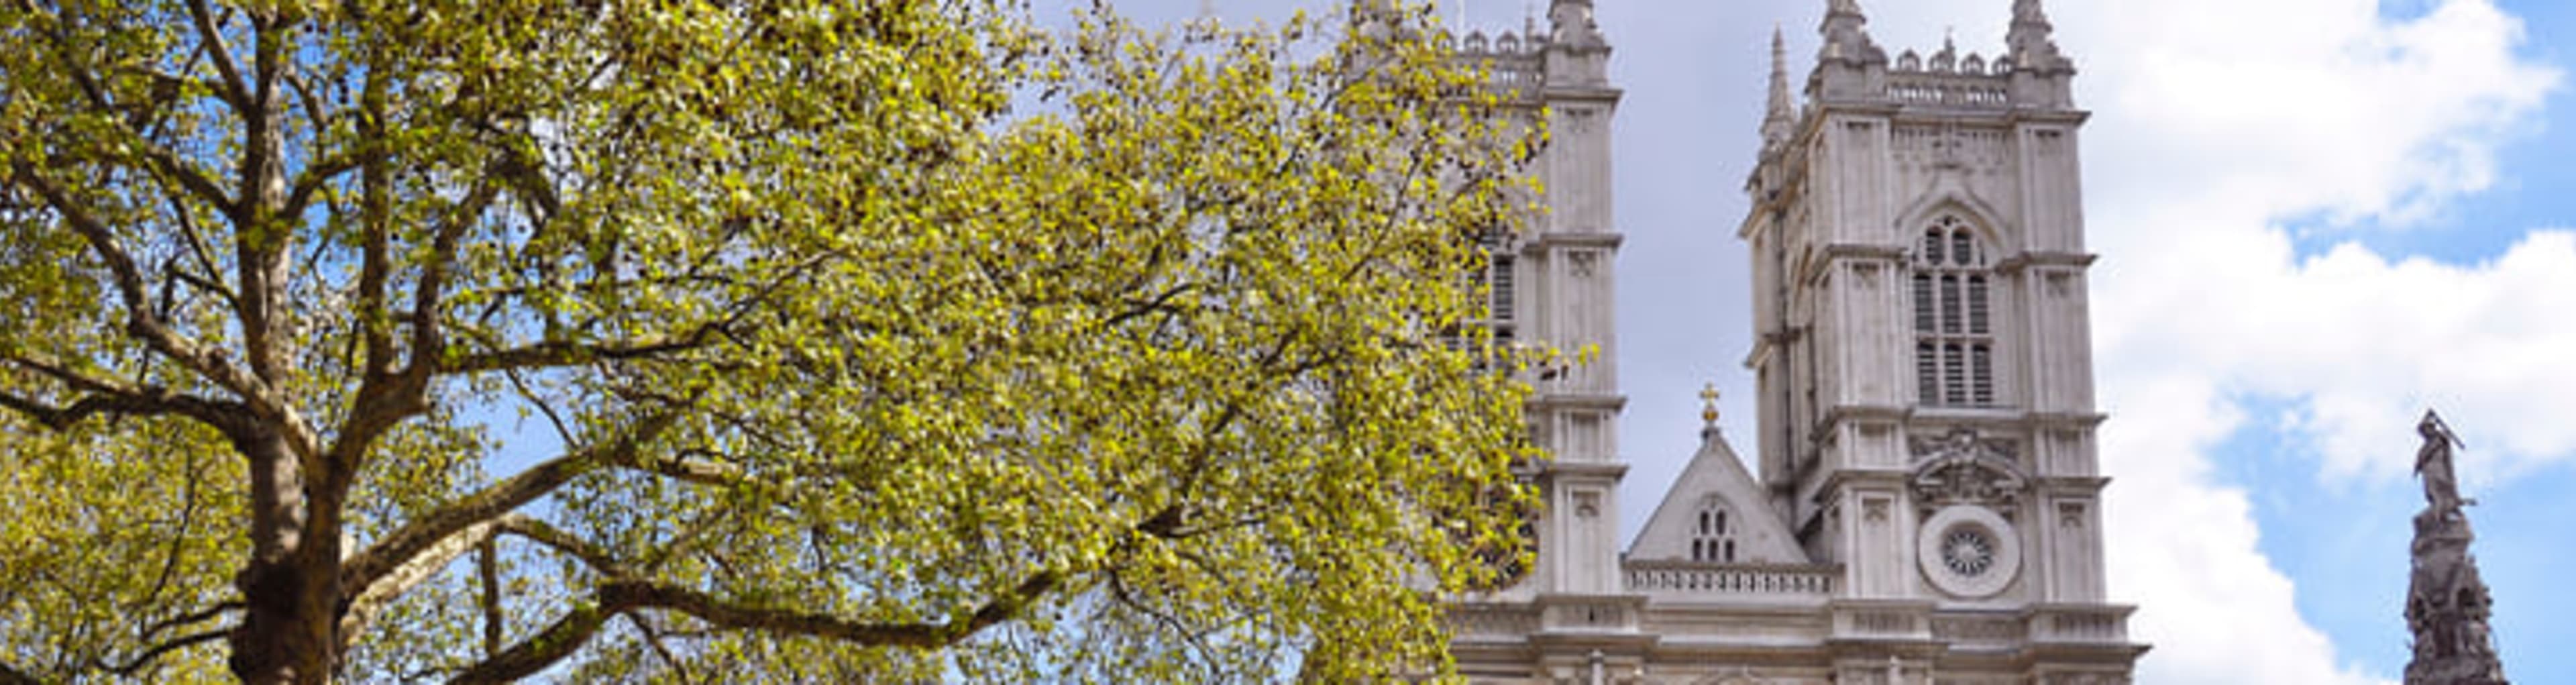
[[1690, 496, 1739, 563], [1913, 217, 1996, 407]]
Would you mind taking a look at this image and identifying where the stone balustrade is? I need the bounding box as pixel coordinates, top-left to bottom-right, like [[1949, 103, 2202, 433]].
[[2032, 606, 2132, 643], [1623, 562, 1838, 598], [1450, 604, 1541, 637], [1884, 72, 2012, 109]]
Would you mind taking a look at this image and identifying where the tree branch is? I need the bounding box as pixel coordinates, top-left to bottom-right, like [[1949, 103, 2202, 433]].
[[446, 572, 1065, 684], [141, 601, 243, 645], [26, 0, 237, 211], [339, 445, 622, 601], [9, 160, 270, 408], [183, 0, 250, 109], [495, 517, 629, 578], [442, 329, 724, 375], [476, 536, 502, 657], [0, 354, 237, 431], [97, 629, 229, 677], [0, 660, 37, 685], [339, 411, 693, 602]]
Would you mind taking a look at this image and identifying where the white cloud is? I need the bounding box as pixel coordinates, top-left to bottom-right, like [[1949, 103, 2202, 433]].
[[2033, 0, 2563, 683], [1863, 0, 2564, 683]]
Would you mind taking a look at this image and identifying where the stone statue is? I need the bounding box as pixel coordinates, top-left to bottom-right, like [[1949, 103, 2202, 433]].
[[2415, 410, 2466, 513], [2403, 409, 2509, 685]]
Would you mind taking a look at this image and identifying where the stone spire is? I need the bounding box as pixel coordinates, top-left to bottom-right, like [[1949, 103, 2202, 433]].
[[1819, 0, 1882, 64], [2404, 410, 2510, 685], [1761, 26, 1794, 147], [1546, 0, 1606, 48], [2008, 0, 2068, 71]]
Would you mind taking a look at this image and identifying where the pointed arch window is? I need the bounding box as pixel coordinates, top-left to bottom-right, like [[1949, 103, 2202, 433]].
[[1689, 496, 1740, 564], [1913, 216, 1997, 407]]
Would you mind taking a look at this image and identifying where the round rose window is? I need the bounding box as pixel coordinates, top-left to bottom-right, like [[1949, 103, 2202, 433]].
[[1941, 527, 1996, 577], [1917, 505, 2019, 598]]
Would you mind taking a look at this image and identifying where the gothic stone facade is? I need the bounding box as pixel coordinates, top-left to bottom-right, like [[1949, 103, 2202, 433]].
[[1448, 1, 2148, 682]]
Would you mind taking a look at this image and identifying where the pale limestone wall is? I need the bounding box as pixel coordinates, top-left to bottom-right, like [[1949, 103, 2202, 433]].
[[1448, 1, 2143, 682]]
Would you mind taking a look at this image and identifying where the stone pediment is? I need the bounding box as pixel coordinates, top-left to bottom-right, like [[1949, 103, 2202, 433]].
[[1627, 430, 1809, 566]]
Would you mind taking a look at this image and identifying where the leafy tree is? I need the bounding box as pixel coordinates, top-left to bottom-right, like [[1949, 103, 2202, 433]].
[[0, 0, 1540, 682]]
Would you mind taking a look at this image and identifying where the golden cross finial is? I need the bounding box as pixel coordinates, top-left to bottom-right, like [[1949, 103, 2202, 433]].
[[1699, 382, 1721, 427]]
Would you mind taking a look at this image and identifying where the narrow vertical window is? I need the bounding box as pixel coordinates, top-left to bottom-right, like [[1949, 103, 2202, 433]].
[[1967, 275, 1990, 334], [1913, 274, 1935, 331], [1914, 216, 2002, 407], [1943, 344, 1967, 405], [1917, 343, 1940, 405], [1971, 344, 1995, 405], [1941, 276, 1963, 333], [1491, 254, 1517, 321]]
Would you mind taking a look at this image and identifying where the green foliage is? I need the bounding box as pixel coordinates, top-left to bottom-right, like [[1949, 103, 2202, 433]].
[[0, 0, 1539, 681]]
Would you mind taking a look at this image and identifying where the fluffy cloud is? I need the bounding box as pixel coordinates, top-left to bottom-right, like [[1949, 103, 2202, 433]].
[[1860, 0, 2562, 682], [1898, 0, 2564, 682]]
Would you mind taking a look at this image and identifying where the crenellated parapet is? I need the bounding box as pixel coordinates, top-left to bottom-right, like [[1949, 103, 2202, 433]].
[[1448, 28, 1547, 97], [1804, 1, 2076, 115], [1817, 36, 2073, 112]]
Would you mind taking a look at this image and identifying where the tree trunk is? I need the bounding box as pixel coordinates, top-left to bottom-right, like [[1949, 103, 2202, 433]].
[[226, 427, 339, 684]]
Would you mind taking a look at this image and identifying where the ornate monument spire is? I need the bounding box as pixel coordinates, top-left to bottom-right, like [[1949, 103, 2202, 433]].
[[2405, 410, 2510, 685], [1762, 26, 1794, 147]]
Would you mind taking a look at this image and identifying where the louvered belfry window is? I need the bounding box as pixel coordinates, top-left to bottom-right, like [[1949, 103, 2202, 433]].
[[1912, 216, 1996, 407], [1452, 228, 1519, 365]]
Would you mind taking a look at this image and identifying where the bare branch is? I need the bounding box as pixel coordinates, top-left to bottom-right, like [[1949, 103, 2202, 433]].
[[477, 537, 502, 657], [23, 3, 237, 211], [183, 0, 250, 108], [447, 572, 1066, 684], [496, 517, 629, 578], [339, 413, 682, 600], [0, 658, 38, 685], [443, 330, 723, 375], [0, 387, 180, 431], [141, 601, 243, 645], [337, 514, 515, 649], [282, 146, 379, 222], [9, 160, 269, 407], [97, 629, 229, 677], [624, 614, 691, 682], [0, 354, 238, 431], [404, 176, 501, 378]]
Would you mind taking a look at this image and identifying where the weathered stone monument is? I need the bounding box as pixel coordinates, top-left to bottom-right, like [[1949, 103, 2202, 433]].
[[2404, 410, 2508, 685]]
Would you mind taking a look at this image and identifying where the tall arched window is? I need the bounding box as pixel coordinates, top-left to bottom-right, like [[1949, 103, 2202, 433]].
[[1690, 496, 1739, 563], [1913, 216, 1996, 407]]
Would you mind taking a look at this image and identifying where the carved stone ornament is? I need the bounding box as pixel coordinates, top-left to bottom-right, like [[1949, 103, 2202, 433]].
[[1909, 429, 2027, 512], [1909, 427, 2020, 464]]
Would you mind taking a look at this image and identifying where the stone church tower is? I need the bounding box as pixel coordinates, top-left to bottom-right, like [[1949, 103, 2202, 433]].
[[1449, 1, 2148, 682]]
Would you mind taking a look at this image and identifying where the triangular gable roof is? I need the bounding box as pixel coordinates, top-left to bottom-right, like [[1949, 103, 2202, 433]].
[[1626, 429, 1809, 565]]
